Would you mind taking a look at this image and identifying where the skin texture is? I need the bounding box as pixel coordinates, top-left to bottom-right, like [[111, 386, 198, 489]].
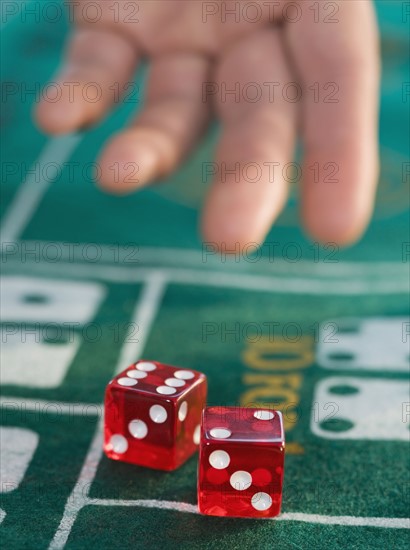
[[35, 0, 380, 248]]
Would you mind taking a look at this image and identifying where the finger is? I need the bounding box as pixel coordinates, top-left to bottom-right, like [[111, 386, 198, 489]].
[[285, 0, 380, 245], [35, 28, 139, 134], [97, 53, 211, 192], [201, 29, 297, 249]]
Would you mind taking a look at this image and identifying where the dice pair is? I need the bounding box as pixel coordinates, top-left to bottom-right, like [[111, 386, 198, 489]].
[[104, 360, 285, 518]]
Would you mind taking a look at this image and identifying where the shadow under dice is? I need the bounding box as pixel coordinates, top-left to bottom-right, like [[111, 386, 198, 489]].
[[104, 361, 207, 471], [198, 407, 285, 518]]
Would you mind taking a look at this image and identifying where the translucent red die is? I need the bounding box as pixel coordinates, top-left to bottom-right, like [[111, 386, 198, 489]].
[[198, 406, 285, 517], [104, 360, 207, 471]]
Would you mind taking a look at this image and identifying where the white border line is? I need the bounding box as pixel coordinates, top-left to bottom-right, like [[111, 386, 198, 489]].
[[49, 273, 167, 550], [0, 136, 81, 244], [3, 240, 407, 278], [3, 262, 408, 295], [278, 513, 410, 529], [83, 499, 410, 529]]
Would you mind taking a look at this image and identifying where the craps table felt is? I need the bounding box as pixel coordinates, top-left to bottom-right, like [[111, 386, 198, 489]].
[[0, 1, 409, 549]]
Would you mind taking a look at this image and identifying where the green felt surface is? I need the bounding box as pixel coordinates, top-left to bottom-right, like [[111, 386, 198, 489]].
[[1, 1, 410, 549]]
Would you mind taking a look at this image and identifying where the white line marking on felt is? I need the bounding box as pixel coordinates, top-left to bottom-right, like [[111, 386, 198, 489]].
[[6, 240, 408, 278], [0, 135, 81, 244], [113, 272, 167, 371], [8, 262, 408, 295], [278, 513, 410, 529], [64, 497, 410, 530], [49, 274, 167, 550], [94, 498, 199, 514]]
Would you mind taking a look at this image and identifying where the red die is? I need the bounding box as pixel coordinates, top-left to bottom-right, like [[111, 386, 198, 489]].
[[104, 360, 207, 471], [198, 406, 285, 517]]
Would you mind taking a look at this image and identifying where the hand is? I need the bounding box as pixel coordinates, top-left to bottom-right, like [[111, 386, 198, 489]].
[[35, 0, 380, 248]]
